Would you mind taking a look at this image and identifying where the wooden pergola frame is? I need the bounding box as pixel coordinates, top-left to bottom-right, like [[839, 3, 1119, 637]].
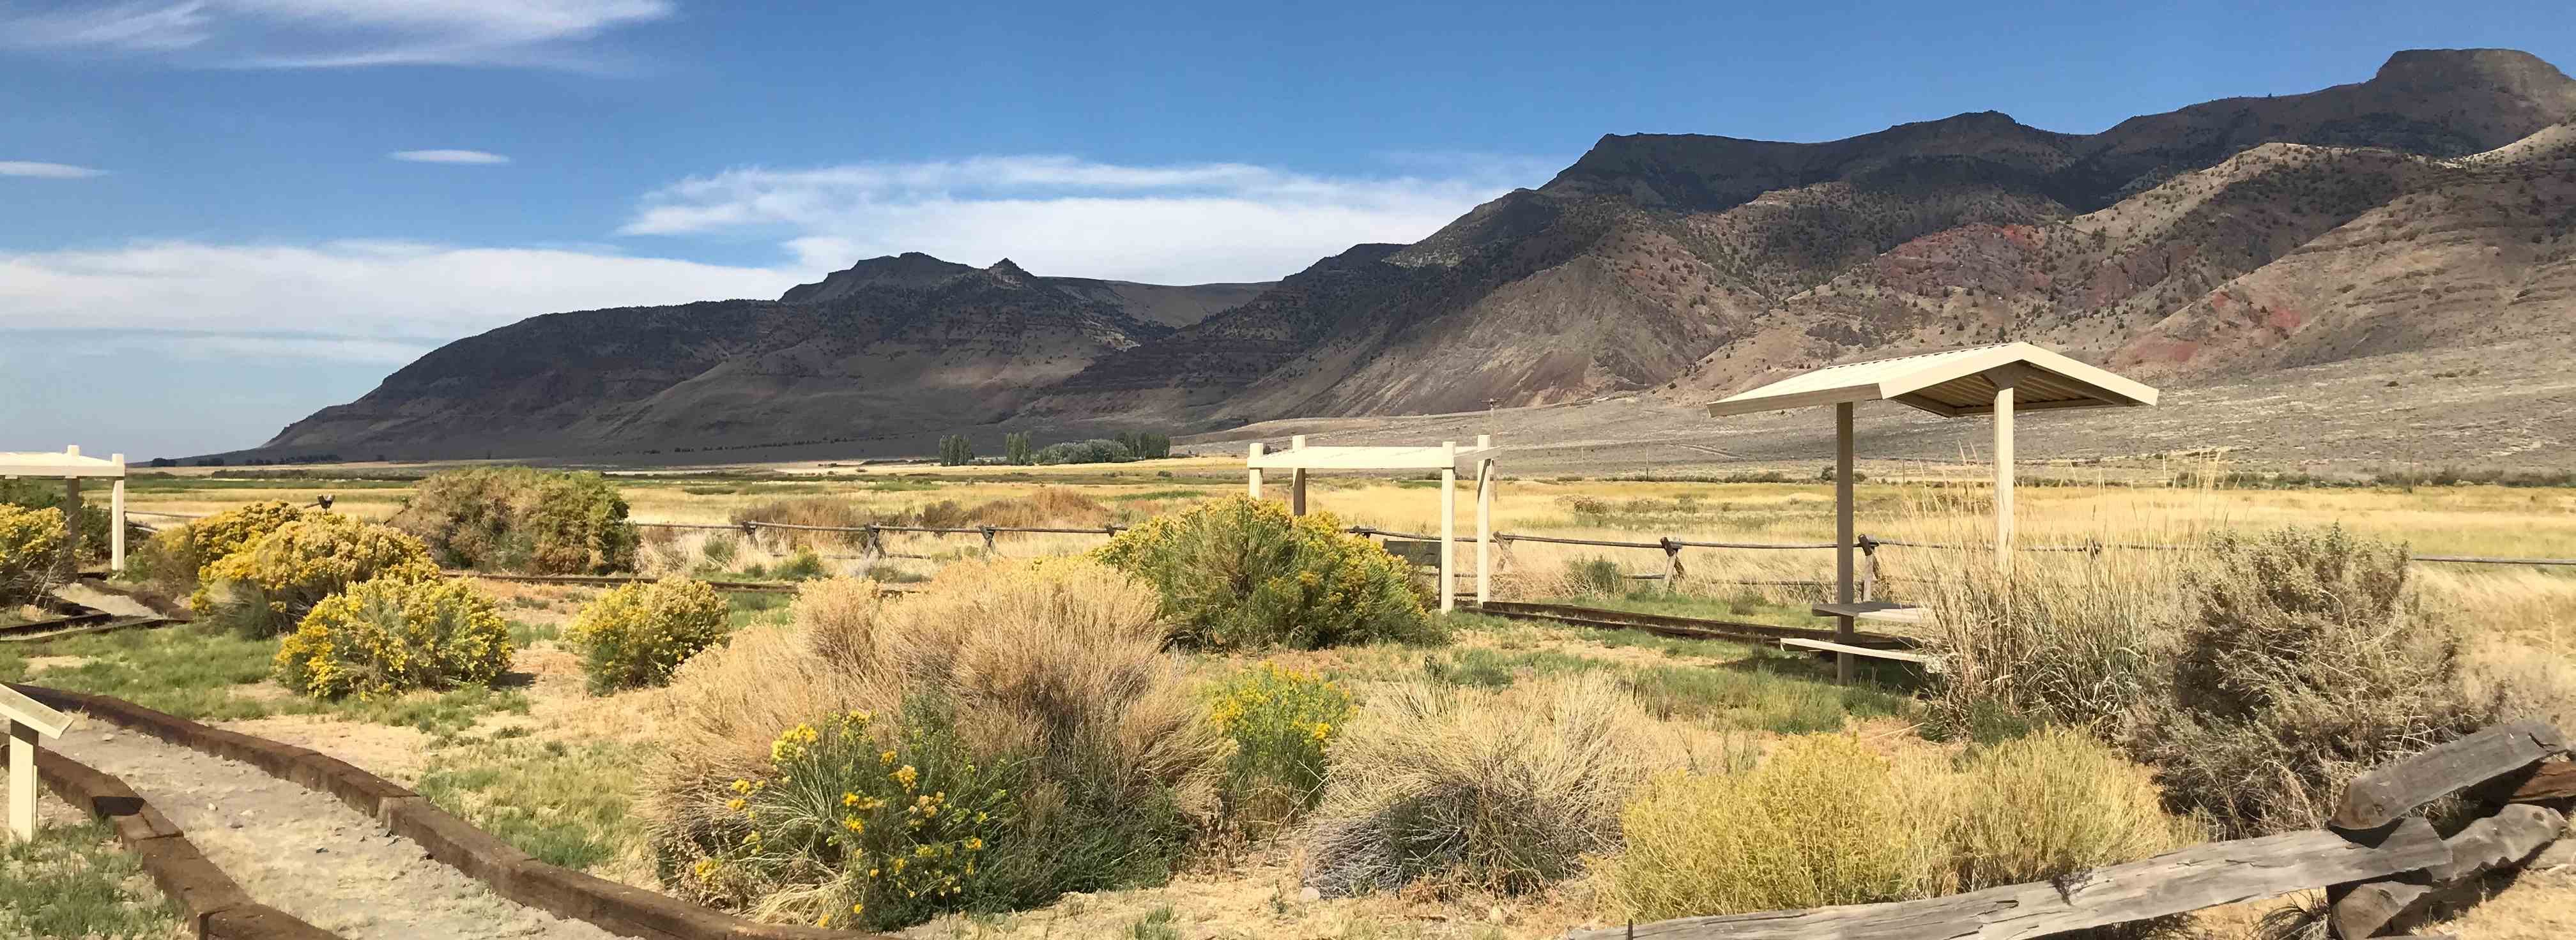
[[1247, 434, 1501, 611], [1705, 343, 2157, 681], [0, 445, 128, 573]]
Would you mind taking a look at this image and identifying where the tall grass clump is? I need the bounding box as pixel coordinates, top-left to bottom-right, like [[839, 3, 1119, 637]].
[[1916, 546, 2185, 740], [201, 515, 440, 636], [1600, 729, 2198, 921], [1094, 496, 1438, 650], [2128, 526, 2499, 837], [566, 577, 732, 694], [1207, 663, 1354, 835], [1304, 674, 1659, 897], [1562, 556, 1628, 597], [272, 576, 515, 699], [0, 505, 63, 606], [392, 466, 639, 574], [647, 559, 1223, 928]]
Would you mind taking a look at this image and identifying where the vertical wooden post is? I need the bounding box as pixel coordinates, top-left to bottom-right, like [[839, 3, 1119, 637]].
[[111, 453, 126, 573], [979, 526, 997, 554], [61, 475, 82, 580], [1859, 537, 1877, 603], [1475, 457, 1493, 606], [1289, 435, 1308, 517], [1439, 441, 1457, 612], [1660, 538, 1685, 593], [1246, 442, 1265, 499], [7, 720, 31, 842], [1834, 403, 1856, 685], [1993, 372, 2018, 569]]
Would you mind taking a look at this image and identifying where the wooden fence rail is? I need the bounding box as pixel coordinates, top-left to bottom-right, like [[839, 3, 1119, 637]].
[[125, 510, 2576, 568], [1569, 721, 2574, 940]]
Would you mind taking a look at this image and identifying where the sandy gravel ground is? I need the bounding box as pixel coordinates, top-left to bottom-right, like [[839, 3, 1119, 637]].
[[50, 723, 618, 940]]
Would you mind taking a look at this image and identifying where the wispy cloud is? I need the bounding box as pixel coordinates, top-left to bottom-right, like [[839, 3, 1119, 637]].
[[622, 154, 1543, 285], [0, 239, 802, 339], [0, 160, 109, 178], [391, 149, 510, 164], [0, 0, 671, 70]]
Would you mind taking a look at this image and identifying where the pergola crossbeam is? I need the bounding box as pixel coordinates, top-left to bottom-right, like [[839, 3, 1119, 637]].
[[1247, 435, 1499, 611]]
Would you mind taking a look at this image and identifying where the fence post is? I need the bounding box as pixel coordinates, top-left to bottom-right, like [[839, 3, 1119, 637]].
[[1858, 535, 1879, 603], [860, 526, 883, 566], [1660, 538, 1685, 593], [979, 526, 997, 554]]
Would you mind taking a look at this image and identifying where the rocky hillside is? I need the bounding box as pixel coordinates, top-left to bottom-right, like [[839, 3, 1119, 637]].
[[251, 49, 2576, 460]]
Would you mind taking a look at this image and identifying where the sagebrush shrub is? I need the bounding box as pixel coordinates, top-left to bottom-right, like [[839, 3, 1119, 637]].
[[686, 708, 1025, 930], [392, 466, 638, 574], [1208, 663, 1354, 833], [273, 576, 514, 699], [0, 504, 63, 606], [1305, 674, 1657, 896], [167, 500, 312, 610], [566, 577, 731, 694], [647, 559, 1222, 923], [1092, 496, 1438, 650], [1563, 557, 1627, 597], [201, 515, 440, 636], [2128, 526, 2499, 837]]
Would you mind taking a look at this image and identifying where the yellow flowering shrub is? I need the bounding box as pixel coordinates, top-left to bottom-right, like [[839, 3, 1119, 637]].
[[272, 576, 516, 699], [1208, 663, 1354, 833], [0, 504, 64, 605], [565, 577, 730, 694], [681, 708, 1023, 930], [201, 514, 440, 636], [171, 500, 313, 611], [1092, 496, 1439, 650]]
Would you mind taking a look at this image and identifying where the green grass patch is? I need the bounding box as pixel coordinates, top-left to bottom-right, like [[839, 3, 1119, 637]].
[[10, 623, 532, 732], [508, 618, 560, 648], [1105, 489, 1209, 502], [332, 685, 531, 738], [0, 817, 180, 939], [724, 591, 794, 630], [416, 737, 652, 871], [1409, 633, 1912, 734]]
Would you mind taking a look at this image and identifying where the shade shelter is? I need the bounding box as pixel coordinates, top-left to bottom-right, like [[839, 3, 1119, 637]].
[[1704, 342, 2157, 681], [1248, 435, 1501, 611], [0, 446, 128, 573]]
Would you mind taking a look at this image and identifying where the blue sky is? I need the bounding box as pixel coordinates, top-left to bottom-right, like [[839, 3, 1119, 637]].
[[4, 0, 2573, 459]]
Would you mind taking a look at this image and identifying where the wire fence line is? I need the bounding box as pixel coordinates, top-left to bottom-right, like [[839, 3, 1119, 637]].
[[119, 510, 2576, 567]]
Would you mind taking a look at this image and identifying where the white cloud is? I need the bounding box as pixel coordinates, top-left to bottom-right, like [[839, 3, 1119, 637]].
[[390, 149, 510, 164], [0, 0, 669, 69], [622, 155, 1536, 285], [0, 239, 804, 339], [0, 160, 109, 178]]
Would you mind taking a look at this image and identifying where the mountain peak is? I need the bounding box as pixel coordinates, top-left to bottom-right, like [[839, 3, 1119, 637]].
[[2373, 49, 2576, 95], [779, 252, 976, 303], [985, 258, 1034, 284]]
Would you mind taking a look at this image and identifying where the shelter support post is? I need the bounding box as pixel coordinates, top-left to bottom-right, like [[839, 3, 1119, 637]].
[[110, 453, 126, 573], [6, 720, 31, 842], [1246, 443, 1265, 499], [1834, 402, 1855, 685], [60, 474, 80, 579], [1993, 371, 2018, 567], [1439, 441, 1457, 612], [1289, 436, 1308, 517]]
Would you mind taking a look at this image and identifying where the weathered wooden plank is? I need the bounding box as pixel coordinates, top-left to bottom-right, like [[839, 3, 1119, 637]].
[[2424, 804, 2566, 883], [2333, 721, 2568, 830], [2329, 880, 2430, 940], [2468, 757, 2576, 805], [1565, 821, 2448, 940]]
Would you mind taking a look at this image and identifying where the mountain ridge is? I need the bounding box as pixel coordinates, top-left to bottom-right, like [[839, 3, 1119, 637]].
[[246, 49, 2576, 462]]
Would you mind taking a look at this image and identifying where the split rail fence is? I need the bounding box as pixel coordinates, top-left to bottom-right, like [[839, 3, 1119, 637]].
[[123, 510, 2576, 594], [1569, 720, 2575, 940]]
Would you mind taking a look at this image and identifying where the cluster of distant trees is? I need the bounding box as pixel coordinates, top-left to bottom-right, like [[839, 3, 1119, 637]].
[[937, 431, 1175, 467]]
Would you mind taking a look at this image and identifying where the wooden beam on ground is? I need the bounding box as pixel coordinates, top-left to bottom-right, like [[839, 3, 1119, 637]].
[[2333, 721, 2569, 831], [1568, 821, 2449, 940], [2334, 805, 2566, 938], [1779, 637, 1932, 665], [2470, 757, 2576, 805]]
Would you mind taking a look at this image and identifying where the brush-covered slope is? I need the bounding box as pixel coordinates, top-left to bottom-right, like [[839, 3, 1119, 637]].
[[260, 259, 1181, 459]]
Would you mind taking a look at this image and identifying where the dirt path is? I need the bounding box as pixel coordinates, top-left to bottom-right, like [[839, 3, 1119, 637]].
[[49, 724, 618, 940]]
